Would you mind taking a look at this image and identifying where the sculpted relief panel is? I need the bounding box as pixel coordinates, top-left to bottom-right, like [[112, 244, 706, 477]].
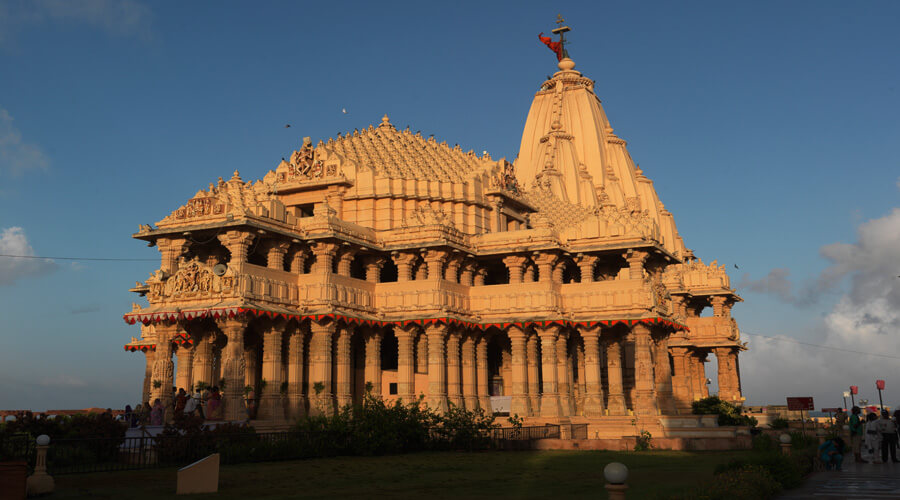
[[147, 258, 236, 301]]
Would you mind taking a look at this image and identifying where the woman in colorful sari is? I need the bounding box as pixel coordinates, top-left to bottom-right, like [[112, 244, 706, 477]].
[[150, 398, 165, 426], [818, 436, 845, 471], [206, 386, 223, 420]]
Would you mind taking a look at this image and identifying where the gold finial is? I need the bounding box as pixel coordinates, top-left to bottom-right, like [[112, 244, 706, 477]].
[[555, 14, 565, 26]]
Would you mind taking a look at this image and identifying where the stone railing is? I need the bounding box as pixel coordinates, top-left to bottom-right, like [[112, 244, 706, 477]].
[[374, 281, 470, 316], [559, 280, 655, 315], [684, 316, 740, 343]]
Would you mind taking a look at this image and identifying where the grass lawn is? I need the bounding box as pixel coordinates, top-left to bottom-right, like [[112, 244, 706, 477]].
[[52, 449, 750, 499]]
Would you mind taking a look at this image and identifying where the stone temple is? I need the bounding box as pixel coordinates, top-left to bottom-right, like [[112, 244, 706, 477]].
[[123, 42, 745, 438]]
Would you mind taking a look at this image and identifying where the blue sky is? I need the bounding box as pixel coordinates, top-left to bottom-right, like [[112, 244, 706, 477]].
[[1, 1, 898, 411]]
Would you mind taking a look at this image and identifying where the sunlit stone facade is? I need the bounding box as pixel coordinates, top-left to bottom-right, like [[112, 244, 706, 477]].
[[123, 55, 744, 435]]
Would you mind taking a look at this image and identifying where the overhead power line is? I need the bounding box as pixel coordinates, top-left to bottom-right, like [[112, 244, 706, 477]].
[[742, 331, 900, 360], [0, 254, 156, 262]]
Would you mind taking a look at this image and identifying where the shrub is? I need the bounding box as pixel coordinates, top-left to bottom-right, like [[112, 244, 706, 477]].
[[714, 452, 803, 489], [691, 396, 757, 427], [769, 417, 789, 429]]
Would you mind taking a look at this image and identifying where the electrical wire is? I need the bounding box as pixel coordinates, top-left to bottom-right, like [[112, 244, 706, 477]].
[[742, 331, 900, 360], [0, 254, 156, 262]]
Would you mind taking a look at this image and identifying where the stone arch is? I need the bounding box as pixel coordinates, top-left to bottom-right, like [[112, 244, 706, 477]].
[[485, 328, 511, 396]]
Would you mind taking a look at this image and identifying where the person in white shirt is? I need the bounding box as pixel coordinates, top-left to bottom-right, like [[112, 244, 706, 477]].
[[877, 410, 898, 463]]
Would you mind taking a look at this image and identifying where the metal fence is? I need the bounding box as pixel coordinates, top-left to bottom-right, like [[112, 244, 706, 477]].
[[3, 424, 562, 475], [571, 423, 588, 439], [491, 425, 560, 441]]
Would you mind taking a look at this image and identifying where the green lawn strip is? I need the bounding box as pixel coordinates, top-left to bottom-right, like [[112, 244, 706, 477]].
[[52, 450, 749, 499]]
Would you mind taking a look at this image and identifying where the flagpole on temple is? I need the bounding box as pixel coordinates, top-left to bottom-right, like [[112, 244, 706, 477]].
[[552, 14, 571, 59]]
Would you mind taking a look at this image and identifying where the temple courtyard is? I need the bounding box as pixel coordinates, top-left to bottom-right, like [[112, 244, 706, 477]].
[[51, 450, 748, 499]]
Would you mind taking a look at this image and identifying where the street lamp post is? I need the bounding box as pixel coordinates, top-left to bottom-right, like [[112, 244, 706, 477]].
[[842, 391, 850, 410]]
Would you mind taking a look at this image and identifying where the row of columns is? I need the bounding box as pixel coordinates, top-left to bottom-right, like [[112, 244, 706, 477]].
[[144, 320, 741, 422]]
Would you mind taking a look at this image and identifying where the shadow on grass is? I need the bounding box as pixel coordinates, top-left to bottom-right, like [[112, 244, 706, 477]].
[[52, 449, 751, 499]]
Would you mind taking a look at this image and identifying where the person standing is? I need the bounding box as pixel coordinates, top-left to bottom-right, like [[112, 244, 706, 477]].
[[849, 406, 864, 463], [862, 412, 882, 463], [877, 410, 898, 463]]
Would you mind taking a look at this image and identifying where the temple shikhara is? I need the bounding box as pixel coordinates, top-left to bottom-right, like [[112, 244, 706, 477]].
[[123, 22, 745, 437]]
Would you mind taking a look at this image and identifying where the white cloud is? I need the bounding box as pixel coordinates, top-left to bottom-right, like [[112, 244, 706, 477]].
[[0, 227, 57, 285], [740, 207, 900, 408], [0, 0, 152, 47], [0, 108, 49, 176]]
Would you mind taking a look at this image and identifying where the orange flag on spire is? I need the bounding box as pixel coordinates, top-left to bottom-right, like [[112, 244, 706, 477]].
[[538, 32, 563, 61]]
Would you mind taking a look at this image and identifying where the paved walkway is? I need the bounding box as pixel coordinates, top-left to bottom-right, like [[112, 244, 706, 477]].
[[777, 457, 900, 499]]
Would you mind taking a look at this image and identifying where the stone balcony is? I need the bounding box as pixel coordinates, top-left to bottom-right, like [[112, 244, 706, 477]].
[[676, 316, 740, 347]]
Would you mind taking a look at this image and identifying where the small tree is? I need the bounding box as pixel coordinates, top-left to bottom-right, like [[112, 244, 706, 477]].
[[692, 396, 757, 427]]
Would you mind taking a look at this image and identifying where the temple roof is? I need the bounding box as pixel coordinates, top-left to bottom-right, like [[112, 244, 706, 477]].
[[514, 57, 687, 257], [316, 115, 494, 182]]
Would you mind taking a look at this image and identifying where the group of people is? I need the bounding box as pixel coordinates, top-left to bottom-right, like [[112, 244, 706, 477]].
[[840, 406, 900, 467], [122, 386, 226, 427]]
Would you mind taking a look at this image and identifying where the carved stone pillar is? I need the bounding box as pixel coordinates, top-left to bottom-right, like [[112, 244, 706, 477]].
[[244, 345, 258, 393], [151, 325, 176, 421], [395, 325, 416, 403], [335, 247, 357, 276], [654, 334, 676, 414], [575, 254, 598, 283], [156, 237, 190, 275], [216, 317, 249, 422], [446, 329, 462, 408], [461, 333, 478, 410], [502, 255, 527, 284], [536, 326, 561, 417], [459, 261, 475, 286], [526, 333, 541, 415], [289, 247, 308, 274], [556, 331, 572, 416], [142, 348, 156, 405], [490, 198, 504, 232], [425, 324, 448, 413], [690, 351, 709, 400], [711, 296, 728, 317], [391, 252, 417, 281], [625, 250, 649, 280], [632, 324, 658, 416], [287, 324, 306, 419], [604, 334, 627, 415], [424, 249, 448, 281], [267, 242, 290, 270], [175, 344, 193, 392], [534, 252, 558, 284], [364, 256, 386, 283], [309, 320, 335, 416], [581, 326, 604, 417], [325, 186, 345, 219], [715, 347, 739, 402], [335, 325, 352, 409], [508, 326, 531, 417], [364, 329, 383, 397], [669, 347, 693, 412], [259, 323, 285, 420], [217, 231, 254, 271], [476, 335, 491, 411], [444, 256, 463, 283], [312, 242, 339, 275], [191, 336, 214, 391], [474, 268, 486, 286], [415, 334, 428, 374]]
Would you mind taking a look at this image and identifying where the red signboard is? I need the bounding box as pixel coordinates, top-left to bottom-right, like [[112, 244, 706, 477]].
[[850, 386, 858, 395], [876, 380, 886, 390], [786, 397, 815, 411]]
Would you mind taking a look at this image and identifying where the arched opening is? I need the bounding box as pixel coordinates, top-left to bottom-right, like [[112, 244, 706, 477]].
[[560, 259, 581, 283], [594, 255, 626, 281], [247, 240, 268, 267], [482, 259, 509, 285], [381, 330, 398, 370], [380, 258, 398, 282], [303, 254, 316, 274], [184, 238, 230, 267], [487, 332, 511, 396], [351, 331, 367, 405], [349, 254, 367, 280]]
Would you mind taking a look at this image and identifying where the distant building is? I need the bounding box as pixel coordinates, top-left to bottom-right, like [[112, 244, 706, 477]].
[[124, 43, 744, 436]]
